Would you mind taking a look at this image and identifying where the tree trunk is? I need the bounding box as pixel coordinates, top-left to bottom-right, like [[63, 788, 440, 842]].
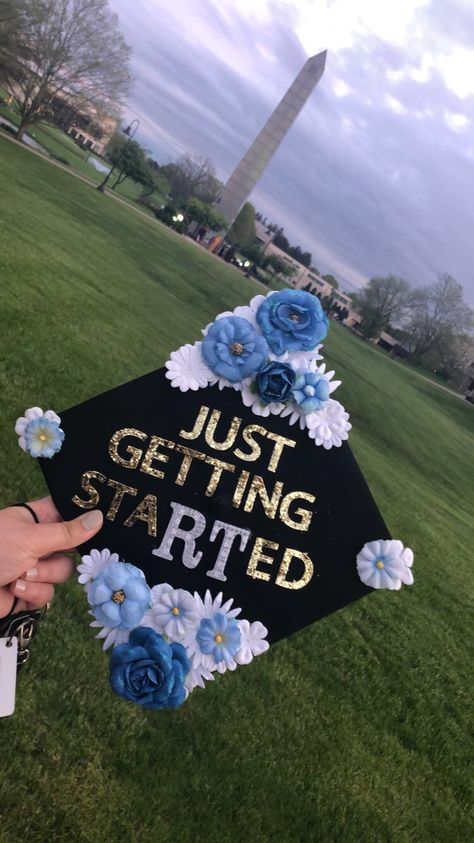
[[97, 165, 116, 192], [16, 116, 30, 141], [111, 173, 127, 190]]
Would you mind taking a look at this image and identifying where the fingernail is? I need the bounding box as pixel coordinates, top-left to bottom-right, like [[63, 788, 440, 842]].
[[80, 509, 103, 531], [14, 580, 27, 593], [25, 568, 38, 581]]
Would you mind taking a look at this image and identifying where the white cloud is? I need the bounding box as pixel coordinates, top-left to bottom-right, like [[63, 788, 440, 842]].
[[332, 78, 351, 97], [444, 112, 470, 131]]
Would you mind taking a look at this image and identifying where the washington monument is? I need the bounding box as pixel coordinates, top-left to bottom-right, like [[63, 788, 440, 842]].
[[216, 50, 327, 226]]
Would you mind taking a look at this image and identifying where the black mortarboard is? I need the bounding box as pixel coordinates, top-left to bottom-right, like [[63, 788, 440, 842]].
[[40, 366, 390, 644]]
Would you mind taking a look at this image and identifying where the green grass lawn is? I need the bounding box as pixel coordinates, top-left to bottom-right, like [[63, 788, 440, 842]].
[[0, 137, 473, 843], [0, 101, 163, 206]]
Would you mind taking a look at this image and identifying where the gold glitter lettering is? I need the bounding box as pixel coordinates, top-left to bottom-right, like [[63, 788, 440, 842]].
[[109, 428, 147, 469], [205, 409, 242, 451], [275, 548, 314, 589], [266, 431, 296, 473], [204, 456, 236, 497], [234, 423, 267, 463], [140, 435, 175, 479], [106, 479, 138, 521], [123, 494, 158, 536], [179, 405, 210, 441], [175, 444, 207, 486], [232, 470, 250, 508], [244, 475, 284, 519], [279, 491, 316, 532], [72, 470, 107, 509], [246, 537, 279, 582]]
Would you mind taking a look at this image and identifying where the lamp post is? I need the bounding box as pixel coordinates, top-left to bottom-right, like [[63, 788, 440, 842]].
[[97, 117, 140, 192]]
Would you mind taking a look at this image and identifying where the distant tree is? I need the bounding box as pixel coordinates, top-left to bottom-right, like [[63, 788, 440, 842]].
[[263, 254, 296, 280], [351, 275, 413, 339], [406, 275, 474, 363], [138, 160, 169, 201], [0, 1, 39, 84], [0, 0, 131, 141], [185, 197, 226, 232], [226, 202, 256, 247], [273, 230, 290, 252], [239, 243, 264, 266], [161, 155, 221, 206], [322, 274, 339, 289], [97, 133, 145, 191]]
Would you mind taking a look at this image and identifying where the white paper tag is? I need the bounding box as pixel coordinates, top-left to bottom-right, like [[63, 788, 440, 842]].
[[0, 636, 18, 717]]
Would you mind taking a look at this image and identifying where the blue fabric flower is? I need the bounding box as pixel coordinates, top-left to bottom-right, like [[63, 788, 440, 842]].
[[196, 612, 241, 664], [88, 560, 151, 630], [293, 371, 330, 413], [255, 362, 296, 405], [202, 316, 268, 382], [256, 290, 329, 355], [109, 626, 190, 710], [23, 416, 64, 458]]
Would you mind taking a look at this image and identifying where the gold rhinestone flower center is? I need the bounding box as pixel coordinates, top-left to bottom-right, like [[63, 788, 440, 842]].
[[230, 342, 244, 355], [289, 312, 300, 322], [214, 633, 224, 644], [112, 589, 126, 604]]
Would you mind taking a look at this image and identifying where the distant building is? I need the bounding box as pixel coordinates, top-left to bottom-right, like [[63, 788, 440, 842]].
[[46, 92, 118, 156]]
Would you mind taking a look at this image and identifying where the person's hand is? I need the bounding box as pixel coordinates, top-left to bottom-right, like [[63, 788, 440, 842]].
[[0, 497, 103, 618]]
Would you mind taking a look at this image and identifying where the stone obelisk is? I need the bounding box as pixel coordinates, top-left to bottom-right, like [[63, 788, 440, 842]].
[[216, 50, 327, 226]]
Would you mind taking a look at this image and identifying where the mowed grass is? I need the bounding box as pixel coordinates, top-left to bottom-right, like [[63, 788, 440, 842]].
[[0, 102, 160, 204], [0, 138, 473, 843]]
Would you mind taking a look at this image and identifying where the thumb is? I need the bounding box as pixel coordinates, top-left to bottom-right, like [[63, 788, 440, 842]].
[[31, 510, 104, 556]]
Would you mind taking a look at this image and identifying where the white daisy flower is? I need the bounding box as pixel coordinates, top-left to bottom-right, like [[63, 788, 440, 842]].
[[306, 399, 352, 448], [286, 345, 324, 364], [314, 361, 342, 394], [165, 342, 217, 391], [183, 589, 242, 678], [77, 548, 119, 591], [89, 619, 131, 651], [235, 620, 269, 665], [356, 539, 415, 590], [185, 657, 215, 692], [145, 586, 199, 641]]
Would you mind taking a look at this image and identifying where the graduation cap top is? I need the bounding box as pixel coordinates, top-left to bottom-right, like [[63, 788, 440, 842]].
[[18, 288, 414, 710]]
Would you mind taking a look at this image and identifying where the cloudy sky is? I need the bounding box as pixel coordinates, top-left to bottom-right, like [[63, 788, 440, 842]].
[[110, 0, 474, 302]]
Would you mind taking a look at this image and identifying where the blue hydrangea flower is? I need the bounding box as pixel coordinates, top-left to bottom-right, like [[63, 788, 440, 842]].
[[196, 612, 241, 664], [255, 362, 296, 405], [109, 626, 190, 710], [293, 371, 330, 413], [88, 560, 151, 630], [256, 290, 329, 355], [16, 409, 65, 458], [202, 316, 268, 382]]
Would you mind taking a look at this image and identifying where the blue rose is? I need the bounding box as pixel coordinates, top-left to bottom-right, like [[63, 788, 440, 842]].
[[256, 290, 329, 355], [202, 315, 268, 382], [255, 362, 296, 404], [293, 371, 330, 413], [88, 560, 151, 630], [109, 626, 190, 710]]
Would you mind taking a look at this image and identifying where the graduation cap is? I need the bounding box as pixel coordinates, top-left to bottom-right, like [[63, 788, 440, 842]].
[[28, 289, 413, 709]]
